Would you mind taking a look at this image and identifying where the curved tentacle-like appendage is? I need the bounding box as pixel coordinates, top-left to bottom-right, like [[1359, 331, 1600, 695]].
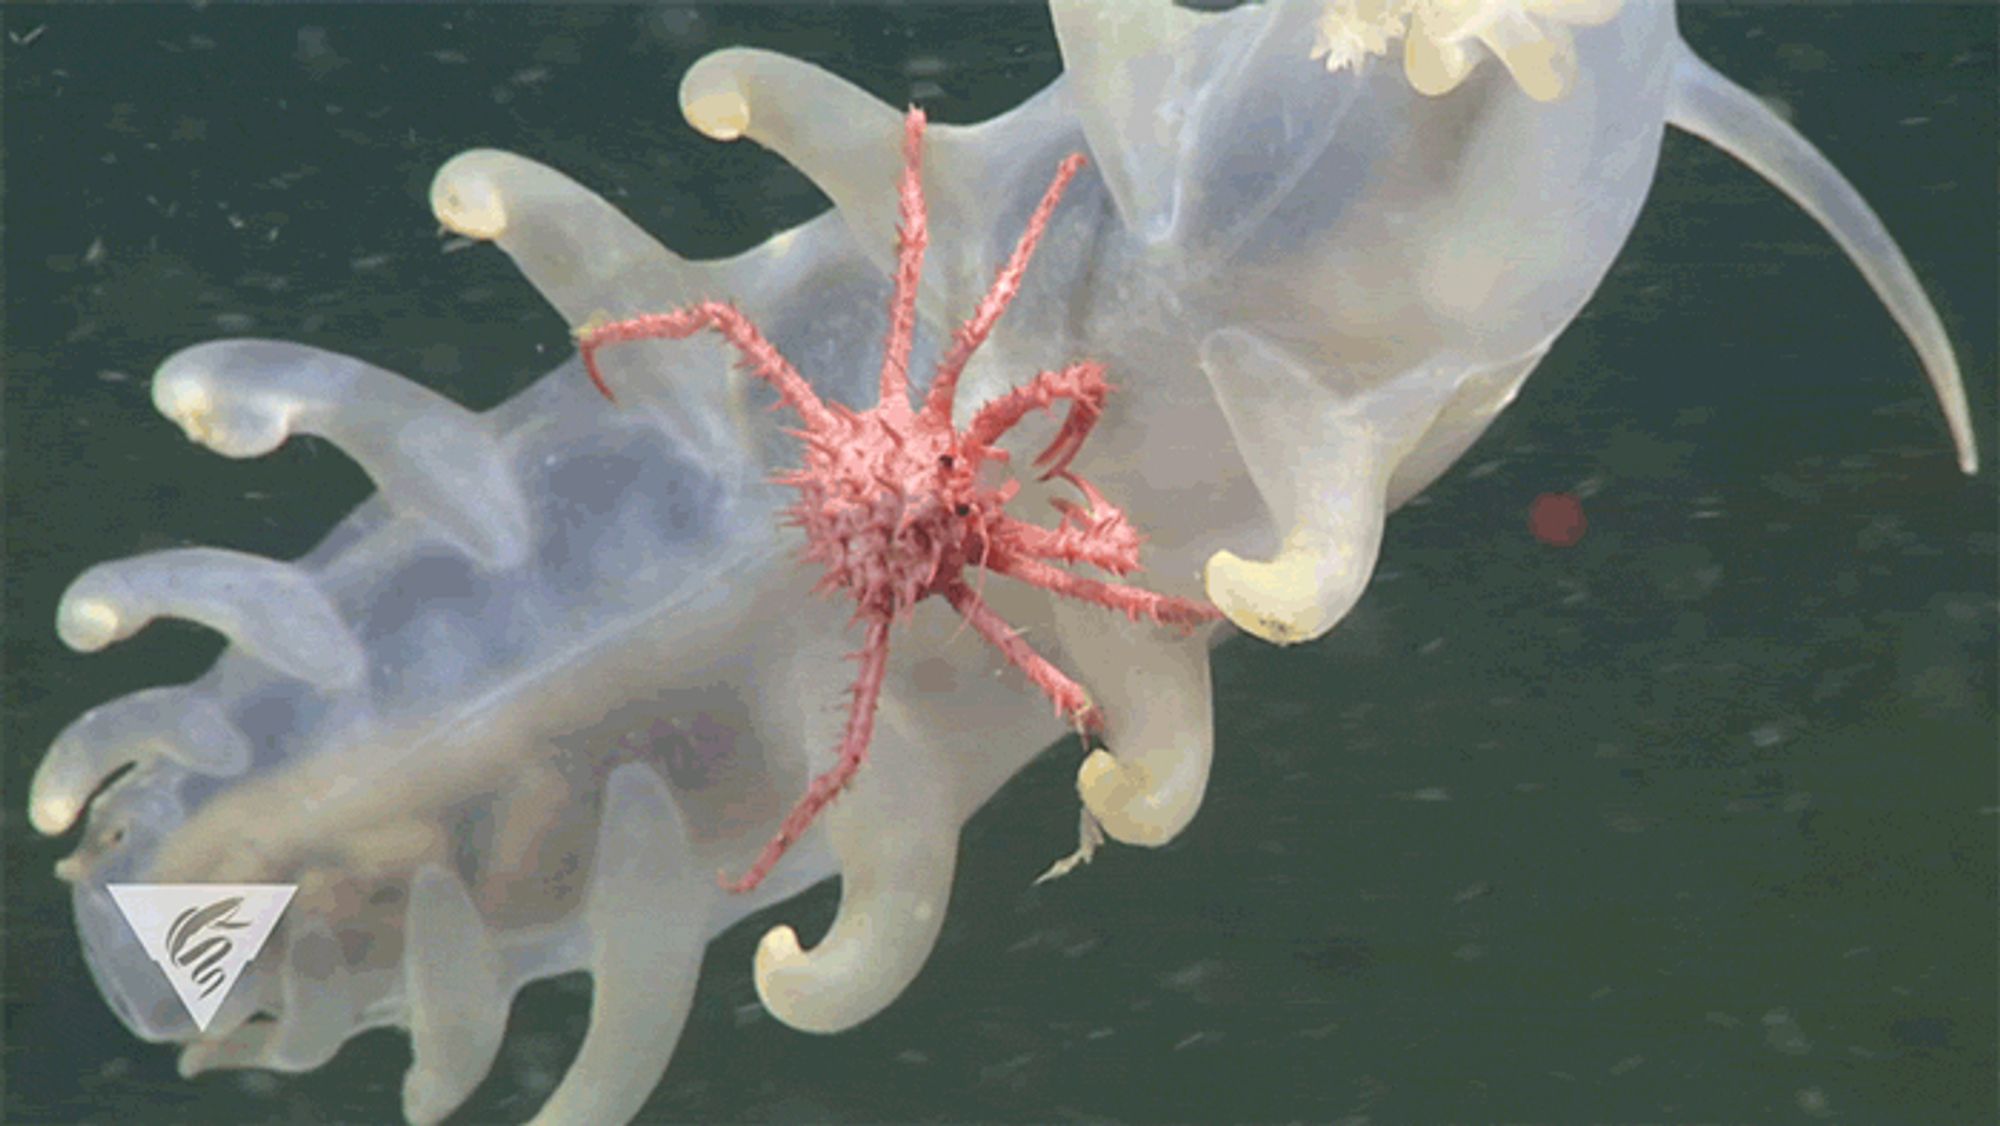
[[429, 150, 755, 463], [58, 548, 365, 688], [751, 684, 959, 1034], [32, 690, 249, 836], [1665, 43, 1979, 476], [1053, 601, 1216, 848], [528, 764, 712, 1124], [1198, 328, 1439, 645], [678, 48, 949, 306], [152, 341, 531, 568], [401, 865, 510, 1126], [676, 46, 1037, 324], [680, 49, 908, 258]]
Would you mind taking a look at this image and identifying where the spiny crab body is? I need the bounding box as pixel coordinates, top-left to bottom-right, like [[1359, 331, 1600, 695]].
[[578, 108, 1218, 894]]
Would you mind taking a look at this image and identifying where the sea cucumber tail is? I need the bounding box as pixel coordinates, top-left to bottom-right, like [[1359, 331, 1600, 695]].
[[1666, 39, 1978, 475]]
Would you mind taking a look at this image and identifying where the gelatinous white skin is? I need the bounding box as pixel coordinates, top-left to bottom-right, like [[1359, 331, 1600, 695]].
[[403, 865, 509, 1125], [528, 763, 711, 1126], [35, 1, 1977, 1122], [1048, 0, 1223, 241], [750, 636, 961, 1033], [1054, 600, 1216, 846], [264, 918, 357, 1073], [57, 548, 366, 687], [153, 342, 533, 568], [32, 689, 250, 836]]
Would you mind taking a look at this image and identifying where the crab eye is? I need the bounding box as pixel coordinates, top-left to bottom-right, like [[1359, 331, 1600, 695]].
[[954, 503, 971, 517], [939, 454, 956, 470]]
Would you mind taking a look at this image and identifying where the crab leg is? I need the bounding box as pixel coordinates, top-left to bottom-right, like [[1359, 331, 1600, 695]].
[[965, 360, 1107, 456], [576, 301, 835, 431], [987, 551, 1218, 629], [721, 618, 893, 894], [877, 110, 930, 411], [941, 581, 1096, 725], [922, 153, 1089, 425], [993, 474, 1143, 576]]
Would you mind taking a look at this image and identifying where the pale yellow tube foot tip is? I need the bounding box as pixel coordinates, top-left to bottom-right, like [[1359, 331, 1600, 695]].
[[1076, 748, 1174, 847], [32, 796, 81, 838], [1202, 548, 1327, 646], [55, 598, 121, 652], [152, 374, 215, 443], [752, 923, 804, 984], [751, 923, 814, 1027], [684, 90, 750, 142], [429, 164, 509, 241]]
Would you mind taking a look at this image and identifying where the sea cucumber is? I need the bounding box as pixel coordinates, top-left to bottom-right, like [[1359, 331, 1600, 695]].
[[11, 4, 1984, 1120]]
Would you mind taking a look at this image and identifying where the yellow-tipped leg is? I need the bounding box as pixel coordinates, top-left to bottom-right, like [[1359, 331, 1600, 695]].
[[152, 341, 531, 568], [1202, 533, 1360, 646], [679, 48, 907, 258], [751, 720, 957, 1034], [1198, 327, 1435, 647], [1052, 602, 1217, 847], [431, 149, 704, 325]]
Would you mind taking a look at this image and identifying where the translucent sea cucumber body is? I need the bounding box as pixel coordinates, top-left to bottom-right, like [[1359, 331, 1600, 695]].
[[31, 3, 1973, 1123]]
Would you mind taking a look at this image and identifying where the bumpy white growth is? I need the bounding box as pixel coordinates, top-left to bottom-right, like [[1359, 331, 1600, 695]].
[[153, 341, 532, 568], [58, 548, 365, 687], [1316, 0, 1625, 101], [1310, 0, 1409, 72]]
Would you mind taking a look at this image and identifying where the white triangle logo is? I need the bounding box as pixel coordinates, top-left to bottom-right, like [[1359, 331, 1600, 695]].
[[106, 883, 296, 1031]]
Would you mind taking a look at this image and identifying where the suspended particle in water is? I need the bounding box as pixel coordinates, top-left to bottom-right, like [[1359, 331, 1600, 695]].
[[1530, 491, 1588, 547]]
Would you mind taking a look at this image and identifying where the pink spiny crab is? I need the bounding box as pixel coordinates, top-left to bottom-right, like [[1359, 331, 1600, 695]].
[[576, 108, 1220, 894]]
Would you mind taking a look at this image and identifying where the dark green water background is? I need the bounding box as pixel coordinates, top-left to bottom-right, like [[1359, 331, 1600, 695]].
[[4, 3, 1994, 1123]]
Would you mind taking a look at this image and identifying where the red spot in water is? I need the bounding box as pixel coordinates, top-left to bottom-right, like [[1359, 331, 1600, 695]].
[[1530, 492, 1587, 547]]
